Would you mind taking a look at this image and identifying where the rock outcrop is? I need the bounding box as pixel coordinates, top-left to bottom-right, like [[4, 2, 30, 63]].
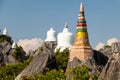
[[98, 42, 120, 80], [15, 41, 57, 80], [93, 50, 108, 69], [0, 40, 12, 66], [99, 47, 112, 59], [0, 35, 28, 66]]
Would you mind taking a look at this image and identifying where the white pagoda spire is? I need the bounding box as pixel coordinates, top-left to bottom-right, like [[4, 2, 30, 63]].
[[55, 22, 74, 51], [3, 27, 8, 35], [45, 27, 57, 41], [63, 22, 69, 33], [65, 22, 68, 28], [12, 40, 17, 49]]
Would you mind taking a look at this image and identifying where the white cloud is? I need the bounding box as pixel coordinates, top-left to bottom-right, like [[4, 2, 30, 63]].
[[107, 38, 119, 46], [17, 38, 43, 54], [95, 37, 119, 50], [95, 42, 104, 50]]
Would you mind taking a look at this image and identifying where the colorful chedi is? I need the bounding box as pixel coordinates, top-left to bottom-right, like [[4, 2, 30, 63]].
[[69, 3, 92, 61]]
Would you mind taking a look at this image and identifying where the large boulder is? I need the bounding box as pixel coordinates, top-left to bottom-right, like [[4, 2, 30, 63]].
[[0, 41, 13, 66], [0, 35, 28, 66], [99, 47, 112, 59], [98, 42, 120, 80], [98, 57, 120, 80], [15, 41, 57, 80], [0, 41, 11, 55], [66, 55, 96, 80], [111, 42, 120, 53], [93, 50, 108, 70]]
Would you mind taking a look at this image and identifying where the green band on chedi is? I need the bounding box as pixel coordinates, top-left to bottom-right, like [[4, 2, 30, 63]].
[[77, 29, 87, 32]]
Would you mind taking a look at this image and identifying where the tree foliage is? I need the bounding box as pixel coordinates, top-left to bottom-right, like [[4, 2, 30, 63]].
[[12, 46, 24, 62], [54, 48, 69, 71], [0, 35, 12, 43], [22, 69, 65, 80], [0, 56, 33, 80], [66, 65, 99, 80], [104, 45, 111, 49]]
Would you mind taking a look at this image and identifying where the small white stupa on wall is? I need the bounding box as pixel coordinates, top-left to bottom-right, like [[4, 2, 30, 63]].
[[55, 22, 74, 51], [3, 27, 8, 36], [12, 40, 17, 49], [45, 27, 57, 41]]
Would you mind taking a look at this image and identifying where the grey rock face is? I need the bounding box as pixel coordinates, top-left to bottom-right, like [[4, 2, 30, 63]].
[[111, 42, 120, 53], [0, 41, 12, 66], [15, 41, 57, 80], [0, 41, 11, 55], [66, 53, 97, 80], [99, 47, 112, 59], [0, 53, 4, 66], [98, 42, 120, 80], [0, 36, 28, 66], [93, 50, 108, 67], [98, 56, 120, 80], [67, 57, 82, 70], [66, 57, 82, 80]]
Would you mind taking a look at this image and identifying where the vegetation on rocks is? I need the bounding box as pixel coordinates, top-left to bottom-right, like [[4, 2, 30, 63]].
[[22, 69, 66, 80], [104, 45, 111, 49], [12, 46, 26, 62], [0, 56, 33, 80], [66, 65, 99, 80], [55, 48, 69, 71], [0, 35, 12, 43], [0, 47, 99, 80], [22, 48, 99, 80]]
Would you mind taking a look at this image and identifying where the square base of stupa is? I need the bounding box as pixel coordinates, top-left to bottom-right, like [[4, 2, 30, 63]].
[[69, 45, 92, 61]]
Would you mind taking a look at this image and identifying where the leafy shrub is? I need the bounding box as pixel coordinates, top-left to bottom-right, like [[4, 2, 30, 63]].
[[0, 35, 12, 43], [66, 65, 99, 80], [104, 45, 111, 49], [22, 69, 66, 80], [23, 65, 99, 80], [0, 56, 33, 80], [54, 48, 69, 71], [12, 46, 28, 62]]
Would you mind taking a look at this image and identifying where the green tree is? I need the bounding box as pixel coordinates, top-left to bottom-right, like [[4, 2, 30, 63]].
[[22, 69, 66, 80], [0, 57, 33, 80], [66, 65, 99, 80], [104, 45, 111, 49], [12, 46, 26, 62], [54, 48, 69, 71], [0, 35, 12, 43]]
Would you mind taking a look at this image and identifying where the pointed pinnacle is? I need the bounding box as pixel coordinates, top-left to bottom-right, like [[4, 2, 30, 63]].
[[50, 27, 53, 31], [80, 2, 84, 12], [65, 22, 68, 28]]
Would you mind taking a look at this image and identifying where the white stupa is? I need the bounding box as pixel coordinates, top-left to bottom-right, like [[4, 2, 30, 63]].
[[3, 27, 8, 35], [45, 27, 57, 41], [12, 40, 17, 49], [55, 22, 74, 51]]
